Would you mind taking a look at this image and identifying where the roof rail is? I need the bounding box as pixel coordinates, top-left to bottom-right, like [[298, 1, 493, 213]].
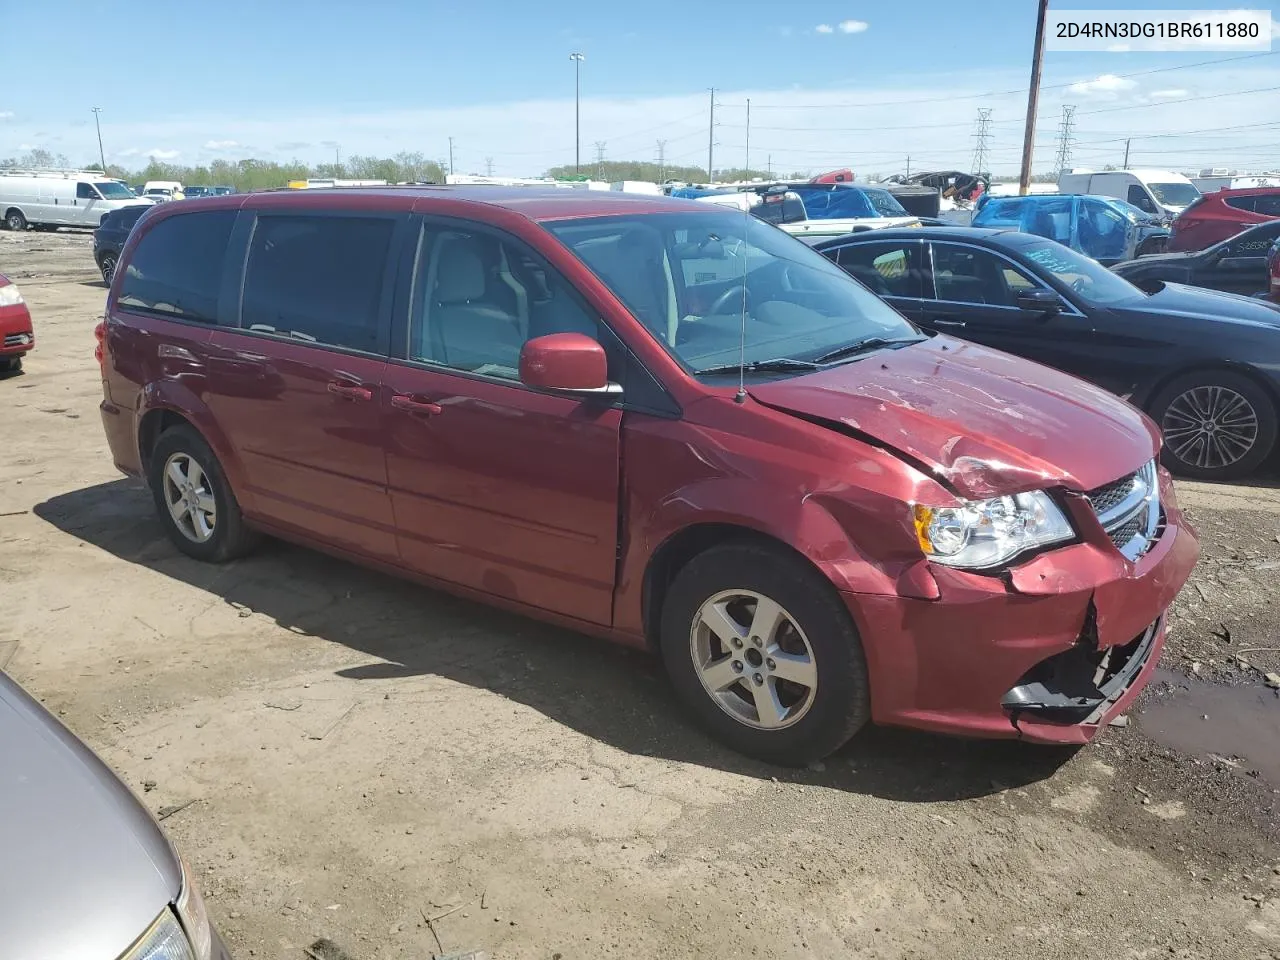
[[0, 167, 113, 179]]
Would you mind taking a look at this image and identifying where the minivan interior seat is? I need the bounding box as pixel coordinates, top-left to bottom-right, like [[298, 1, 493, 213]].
[[426, 236, 523, 371]]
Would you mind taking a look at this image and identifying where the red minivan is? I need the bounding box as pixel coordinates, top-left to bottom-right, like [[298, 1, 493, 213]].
[[97, 189, 1198, 764]]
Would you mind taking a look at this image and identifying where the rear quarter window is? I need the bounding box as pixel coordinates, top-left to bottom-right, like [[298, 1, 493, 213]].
[[1224, 196, 1257, 213], [117, 211, 236, 323]]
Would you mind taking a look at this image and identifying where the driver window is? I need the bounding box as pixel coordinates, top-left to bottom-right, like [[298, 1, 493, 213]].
[[834, 242, 926, 298], [1127, 184, 1157, 213], [411, 226, 601, 381], [76, 182, 99, 200], [931, 244, 1026, 307]]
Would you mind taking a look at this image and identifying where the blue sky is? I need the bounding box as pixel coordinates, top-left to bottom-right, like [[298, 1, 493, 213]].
[[2, 0, 1278, 177]]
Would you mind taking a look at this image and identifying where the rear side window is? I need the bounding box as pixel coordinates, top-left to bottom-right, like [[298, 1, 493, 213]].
[[1225, 195, 1257, 213], [1252, 195, 1280, 217], [118, 211, 235, 323], [241, 215, 394, 353], [835, 241, 928, 298]]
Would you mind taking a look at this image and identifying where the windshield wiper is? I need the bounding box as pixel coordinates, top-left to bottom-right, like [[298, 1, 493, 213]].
[[813, 336, 923, 365], [697, 357, 821, 376]]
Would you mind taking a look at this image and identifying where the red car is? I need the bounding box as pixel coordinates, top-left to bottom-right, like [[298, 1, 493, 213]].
[[0, 273, 34, 372], [1168, 186, 1280, 252], [96, 189, 1198, 764]]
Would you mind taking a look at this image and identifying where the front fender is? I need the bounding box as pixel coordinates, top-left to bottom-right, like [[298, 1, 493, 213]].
[[614, 476, 938, 639], [137, 379, 253, 511]]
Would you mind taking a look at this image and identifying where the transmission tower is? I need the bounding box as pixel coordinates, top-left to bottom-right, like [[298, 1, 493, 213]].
[[1053, 105, 1077, 174], [656, 140, 668, 183], [970, 108, 993, 176], [484, 157, 494, 177], [594, 141, 606, 181]]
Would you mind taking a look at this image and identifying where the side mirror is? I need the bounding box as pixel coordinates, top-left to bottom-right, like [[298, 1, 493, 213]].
[[519, 332, 619, 395], [1015, 288, 1063, 314]]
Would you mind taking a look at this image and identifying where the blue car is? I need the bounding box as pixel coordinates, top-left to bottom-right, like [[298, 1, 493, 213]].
[[972, 194, 1170, 265]]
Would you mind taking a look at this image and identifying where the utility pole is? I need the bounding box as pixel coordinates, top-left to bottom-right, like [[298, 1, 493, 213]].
[[970, 108, 993, 177], [485, 157, 494, 177], [1018, 0, 1050, 194], [1053, 104, 1076, 174], [594, 141, 606, 181], [448, 137, 455, 176], [767, 154, 772, 178], [707, 87, 717, 183], [1123, 138, 1132, 167], [906, 155, 911, 178], [570, 52, 585, 175], [656, 140, 667, 184], [90, 107, 106, 171], [745, 98, 751, 176]]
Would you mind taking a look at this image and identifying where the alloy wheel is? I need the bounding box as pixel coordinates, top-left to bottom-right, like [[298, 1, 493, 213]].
[[688, 589, 818, 730], [162, 452, 217, 543], [101, 256, 117, 284], [1162, 385, 1259, 471]]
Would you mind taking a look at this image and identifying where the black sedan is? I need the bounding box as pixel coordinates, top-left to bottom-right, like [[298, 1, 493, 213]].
[[93, 204, 151, 283], [1111, 219, 1280, 297], [815, 227, 1280, 480]]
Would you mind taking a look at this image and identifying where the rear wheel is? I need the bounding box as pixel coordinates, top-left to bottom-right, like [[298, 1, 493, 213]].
[[1149, 370, 1277, 481], [148, 426, 258, 562], [99, 254, 117, 284], [4, 209, 27, 231], [660, 541, 870, 765], [0, 357, 22, 373]]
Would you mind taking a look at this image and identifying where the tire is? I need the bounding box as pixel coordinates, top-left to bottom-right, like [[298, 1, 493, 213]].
[[659, 541, 870, 765], [100, 254, 117, 285], [148, 425, 258, 562], [1148, 370, 1277, 481], [5, 209, 27, 232], [0, 356, 21, 373]]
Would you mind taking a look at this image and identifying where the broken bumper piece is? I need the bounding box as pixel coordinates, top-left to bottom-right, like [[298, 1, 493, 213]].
[[1001, 617, 1161, 726]]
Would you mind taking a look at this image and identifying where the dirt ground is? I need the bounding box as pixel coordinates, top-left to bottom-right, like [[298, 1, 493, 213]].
[[2, 228, 1279, 960]]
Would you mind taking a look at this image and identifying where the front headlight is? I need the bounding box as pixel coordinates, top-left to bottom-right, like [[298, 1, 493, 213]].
[[119, 910, 194, 960], [912, 490, 1074, 569], [0, 283, 24, 306], [175, 857, 213, 960]]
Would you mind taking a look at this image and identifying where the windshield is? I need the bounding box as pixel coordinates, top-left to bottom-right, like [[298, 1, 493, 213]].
[[95, 181, 135, 200], [546, 210, 919, 376], [1147, 182, 1200, 207], [863, 188, 909, 217], [790, 186, 875, 220], [1021, 240, 1144, 305]]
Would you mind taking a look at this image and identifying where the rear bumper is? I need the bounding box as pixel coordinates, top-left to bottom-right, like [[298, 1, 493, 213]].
[[844, 497, 1198, 745]]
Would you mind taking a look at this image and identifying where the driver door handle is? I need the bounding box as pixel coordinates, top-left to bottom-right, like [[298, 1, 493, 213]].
[[933, 318, 967, 329]]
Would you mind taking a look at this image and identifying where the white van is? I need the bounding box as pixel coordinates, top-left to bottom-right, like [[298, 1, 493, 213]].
[[142, 180, 185, 202], [1057, 168, 1200, 219], [0, 170, 148, 230]]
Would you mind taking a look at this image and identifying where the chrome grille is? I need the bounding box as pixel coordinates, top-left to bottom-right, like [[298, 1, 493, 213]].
[[1086, 459, 1161, 561], [3, 333, 30, 347]]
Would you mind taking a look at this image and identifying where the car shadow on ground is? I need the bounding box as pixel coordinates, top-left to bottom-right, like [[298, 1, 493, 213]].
[[35, 479, 1076, 803]]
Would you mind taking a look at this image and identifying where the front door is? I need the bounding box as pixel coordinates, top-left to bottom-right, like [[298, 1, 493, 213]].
[[74, 182, 104, 227], [918, 240, 1141, 394], [382, 219, 623, 625], [205, 210, 407, 561]]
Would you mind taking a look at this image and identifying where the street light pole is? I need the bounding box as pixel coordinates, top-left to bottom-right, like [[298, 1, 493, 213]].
[[91, 107, 106, 171], [570, 53, 585, 175]]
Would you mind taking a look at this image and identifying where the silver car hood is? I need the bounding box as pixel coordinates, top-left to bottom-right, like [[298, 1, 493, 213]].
[[0, 671, 180, 960]]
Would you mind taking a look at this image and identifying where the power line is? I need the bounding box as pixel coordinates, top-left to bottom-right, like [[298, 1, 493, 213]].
[[745, 50, 1278, 110], [1076, 84, 1280, 117]]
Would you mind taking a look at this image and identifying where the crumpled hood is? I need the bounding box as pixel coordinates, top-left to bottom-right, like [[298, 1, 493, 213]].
[[1137, 282, 1280, 326], [749, 336, 1159, 499]]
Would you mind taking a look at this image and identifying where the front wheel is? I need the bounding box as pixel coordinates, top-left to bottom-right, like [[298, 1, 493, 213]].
[[1149, 370, 1277, 481], [660, 541, 870, 765], [99, 254, 117, 285], [5, 209, 28, 232]]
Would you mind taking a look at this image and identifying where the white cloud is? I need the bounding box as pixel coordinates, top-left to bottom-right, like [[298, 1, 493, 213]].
[[837, 19, 868, 34], [116, 148, 140, 158], [1067, 73, 1137, 97], [1150, 88, 1189, 99], [0, 111, 13, 121], [815, 23, 834, 33], [204, 139, 239, 150], [148, 149, 180, 160]]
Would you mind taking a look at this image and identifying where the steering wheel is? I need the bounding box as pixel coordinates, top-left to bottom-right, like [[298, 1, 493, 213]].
[[709, 283, 751, 316]]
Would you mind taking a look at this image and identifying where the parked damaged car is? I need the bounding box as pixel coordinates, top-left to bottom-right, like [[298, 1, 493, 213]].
[[98, 190, 1196, 763], [818, 226, 1280, 480], [972, 194, 1169, 264], [1112, 219, 1280, 299]]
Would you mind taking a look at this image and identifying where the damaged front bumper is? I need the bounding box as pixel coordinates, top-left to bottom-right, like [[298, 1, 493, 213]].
[[844, 473, 1198, 744]]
